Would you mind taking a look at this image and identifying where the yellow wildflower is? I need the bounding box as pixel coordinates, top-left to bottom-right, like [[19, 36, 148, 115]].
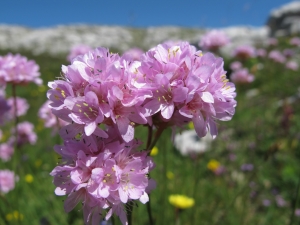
[[6, 211, 23, 221], [150, 146, 158, 156], [207, 159, 221, 172], [25, 174, 34, 183], [166, 171, 174, 180], [169, 194, 195, 209]]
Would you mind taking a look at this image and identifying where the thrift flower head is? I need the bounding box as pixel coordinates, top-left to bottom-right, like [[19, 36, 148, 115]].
[[12, 121, 37, 146], [0, 143, 14, 162], [0, 53, 41, 85], [230, 61, 242, 71], [268, 50, 286, 63], [230, 68, 255, 84], [169, 194, 195, 209], [286, 61, 299, 71], [199, 29, 230, 51], [233, 45, 256, 60], [290, 37, 300, 46], [0, 170, 17, 193], [6, 97, 29, 120]]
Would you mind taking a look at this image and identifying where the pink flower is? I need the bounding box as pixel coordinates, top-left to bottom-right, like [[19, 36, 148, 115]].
[[0, 53, 41, 85], [233, 45, 256, 60], [38, 100, 68, 131], [230, 68, 255, 84], [0, 170, 17, 193], [230, 61, 242, 71], [268, 50, 286, 63], [286, 61, 299, 71], [283, 49, 294, 58], [6, 97, 29, 120], [0, 143, 14, 161], [256, 48, 267, 57], [50, 136, 155, 225], [290, 37, 300, 46], [0, 96, 10, 125], [267, 38, 278, 46], [199, 30, 230, 51], [11, 121, 37, 146], [67, 44, 93, 62]]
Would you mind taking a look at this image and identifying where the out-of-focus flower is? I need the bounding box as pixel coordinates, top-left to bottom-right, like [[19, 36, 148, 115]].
[[290, 37, 300, 46], [166, 171, 174, 180], [256, 48, 267, 57], [230, 68, 255, 84], [0, 143, 14, 161], [268, 50, 286, 63], [67, 44, 93, 62], [174, 130, 213, 156], [0, 96, 10, 125], [207, 159, 221, 172], [122, 47, 144, 61], [283, 49, 295, 58], [0, 169, 17, 193], [11, 121, 37, 146], [275, 195, 287, 207], [150, 146, 158, 156], [286, 61, 299, 71], [230, 61, 242, 71], [267, 38, 278, 46], [6, 97, 29, 120], [35, 159, 42, 168], [38, 100, 68, 130], [5, 211, 24, 221], [25, 174, 33, 183], [0, 53, 41, 85], [295, 208, 300, 217], [169, 194, 195, 209], [228, 153, 236, 161], [199, 29, 230, 51], [262, 199, 271, 207], [233, 45, 256, 60], [240, 163, 254, 171]]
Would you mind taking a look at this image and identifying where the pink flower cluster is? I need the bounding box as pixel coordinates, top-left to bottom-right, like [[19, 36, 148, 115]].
[[0, 169, 17, 194], [233, 45, 256, 60], [47, 41, 236, 224], [51, 136, 155, 225], [230, 69, 255, 84], [199, 30, 230, 51], [0, 53, 42, 86]]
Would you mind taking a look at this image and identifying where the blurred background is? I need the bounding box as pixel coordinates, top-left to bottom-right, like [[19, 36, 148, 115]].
[[0, 0, 300, 225]]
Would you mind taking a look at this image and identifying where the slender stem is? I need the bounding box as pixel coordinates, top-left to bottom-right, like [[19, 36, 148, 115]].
[[146, 125, 153, 150], [126, 201, 133, 225], [146, 195, 154, 225], [111, 215, 115, 225], [289, 174, 300, 225], [12, 84, 19, 149], [147, 124, 167, 151]]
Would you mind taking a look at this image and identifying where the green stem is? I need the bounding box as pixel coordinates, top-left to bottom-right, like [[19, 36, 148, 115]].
[[126, 201, 133, 225]]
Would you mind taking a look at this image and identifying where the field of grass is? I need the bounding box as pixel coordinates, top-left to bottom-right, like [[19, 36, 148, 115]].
[[0, 36, 300, 225]]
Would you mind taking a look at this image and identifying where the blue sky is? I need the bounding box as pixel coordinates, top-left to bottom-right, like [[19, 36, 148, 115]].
[[0, 0, 293, 28]]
